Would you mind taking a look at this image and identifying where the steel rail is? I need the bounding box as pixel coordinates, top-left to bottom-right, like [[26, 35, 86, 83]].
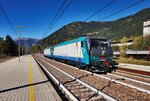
[[37, 57, 117, 101], [107, 73, 150, 86], [34, 57, 79, 101], [94, 73, 150, 94], [42, 57, 150, 94]]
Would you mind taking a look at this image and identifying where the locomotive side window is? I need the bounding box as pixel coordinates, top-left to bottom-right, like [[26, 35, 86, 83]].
[[81, 41, 84, 47]]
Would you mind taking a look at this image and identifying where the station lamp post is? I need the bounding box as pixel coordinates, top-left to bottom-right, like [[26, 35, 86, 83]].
[[16, 26, 24, 62]]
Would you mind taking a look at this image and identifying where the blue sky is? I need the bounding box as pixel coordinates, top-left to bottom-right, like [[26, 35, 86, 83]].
[[0, 0, 150, 40]]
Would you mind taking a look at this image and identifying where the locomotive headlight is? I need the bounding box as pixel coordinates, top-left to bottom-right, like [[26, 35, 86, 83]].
[[108, 40, 112, 47], [101, 50, 105, 55]]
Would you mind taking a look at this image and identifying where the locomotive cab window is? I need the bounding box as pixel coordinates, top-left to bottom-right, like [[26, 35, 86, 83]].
[[90, 39, 110, 49]]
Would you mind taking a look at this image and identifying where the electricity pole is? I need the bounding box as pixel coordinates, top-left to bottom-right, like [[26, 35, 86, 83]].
[[16, 26, 24, 62], [18, 31, 21, 62], [22, 46, 23, 58]]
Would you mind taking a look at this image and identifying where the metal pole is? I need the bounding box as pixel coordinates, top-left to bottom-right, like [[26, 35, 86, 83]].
[[16, 26, 24, 62], [25, 47, 27, 56], [19, 31, 20, 62], [24, 39, 27, 57], [22, 46, 23, 58], [25, 48, 26, 57]]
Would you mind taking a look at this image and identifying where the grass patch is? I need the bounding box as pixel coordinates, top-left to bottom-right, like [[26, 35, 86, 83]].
[[116, 57, 150, 66]]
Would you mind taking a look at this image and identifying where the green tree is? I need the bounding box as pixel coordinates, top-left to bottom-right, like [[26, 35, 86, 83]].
[[132, 36, 143, 51], [4, 35, 17, 56], [0, 37, 5, 55], [119, 37, 128, 57], [37, 46, 41, 52], [142, 35, 150, 50], [112, 46, 119, 51], [30, 45, 42, 54]]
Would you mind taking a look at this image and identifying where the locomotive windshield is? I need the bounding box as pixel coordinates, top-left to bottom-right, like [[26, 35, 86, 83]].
[[90, 39, 110, 49]]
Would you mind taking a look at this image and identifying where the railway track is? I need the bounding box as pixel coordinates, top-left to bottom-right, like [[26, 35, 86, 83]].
[[107, 73, 150, 88], [34, 56, 116, 101], [94, 73, 150, 93], [110, 71, 150, 83], [116, 67, 150, 77], [34, 55, 150, 101]]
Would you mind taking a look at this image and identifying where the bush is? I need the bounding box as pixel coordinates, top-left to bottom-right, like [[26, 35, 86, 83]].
[[119, 37, 128, 57]]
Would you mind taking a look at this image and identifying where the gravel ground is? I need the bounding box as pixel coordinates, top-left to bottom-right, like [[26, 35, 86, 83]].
[[35, 55, 150, 101], [36, 57, 105, 101], [103, 74, 150, 90]]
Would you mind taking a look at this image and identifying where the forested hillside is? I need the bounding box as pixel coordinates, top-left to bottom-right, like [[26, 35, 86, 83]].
[[38, 8, 150, 47], [14, 38, 39, 47]]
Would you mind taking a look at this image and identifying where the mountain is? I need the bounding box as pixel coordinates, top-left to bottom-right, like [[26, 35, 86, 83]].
[[14, 38, 39, 47], [38, 8, 150, 47]]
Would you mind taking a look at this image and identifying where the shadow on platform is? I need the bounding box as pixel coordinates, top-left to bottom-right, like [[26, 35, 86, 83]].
[[0, 80, 49, 93]]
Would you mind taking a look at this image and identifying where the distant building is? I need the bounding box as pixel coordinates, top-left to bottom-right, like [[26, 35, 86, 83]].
[[143, 21, 150, 36]]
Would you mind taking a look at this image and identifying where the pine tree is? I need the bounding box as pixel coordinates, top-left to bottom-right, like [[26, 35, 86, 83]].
[[4, 35, 17, 56], [0, 37, 5, 55]]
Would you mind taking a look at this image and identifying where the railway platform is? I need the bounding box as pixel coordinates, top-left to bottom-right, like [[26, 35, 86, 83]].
[[0, 55, 61, 101]]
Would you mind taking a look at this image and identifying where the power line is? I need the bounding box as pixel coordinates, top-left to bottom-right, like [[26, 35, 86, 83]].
[[44, 0, 73, 37], [41, 0, 67, 39], [84, 0, 115, 21], [99, 0, 144, 21], [41, 0, 143, 39], [0, 4, 18, 37]]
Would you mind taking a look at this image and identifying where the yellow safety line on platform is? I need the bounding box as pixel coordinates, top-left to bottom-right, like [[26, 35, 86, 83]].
[[29, 56, 34, 101]]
